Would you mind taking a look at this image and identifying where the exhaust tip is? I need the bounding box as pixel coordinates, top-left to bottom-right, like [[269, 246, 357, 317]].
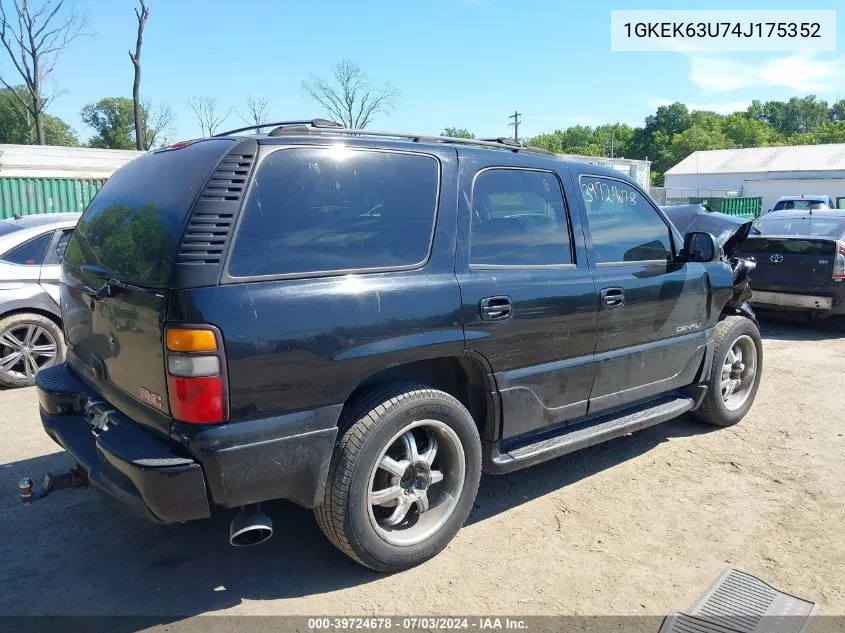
[[229, 504, 273, 547]]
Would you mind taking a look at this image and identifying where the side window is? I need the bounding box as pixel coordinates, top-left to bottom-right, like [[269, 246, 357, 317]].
[[56, 230, 73, 263], [228, 148, 439, 278], [0, 232, 52, 266], [837, 197, 845, 210], [470, 169, 572, 266], [579, 176, 672, 264]]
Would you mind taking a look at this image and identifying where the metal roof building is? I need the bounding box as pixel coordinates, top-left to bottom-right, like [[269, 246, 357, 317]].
[[0, 145, 145, 218], [0, 144, 144, 180], [662, 143, 845, 212]]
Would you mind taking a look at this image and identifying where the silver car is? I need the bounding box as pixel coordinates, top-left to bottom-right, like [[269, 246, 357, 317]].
[[0, 213, 81, 387]]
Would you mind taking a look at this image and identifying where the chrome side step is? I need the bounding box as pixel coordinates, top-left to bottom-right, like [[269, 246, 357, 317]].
[[487, 395, 694, 474]]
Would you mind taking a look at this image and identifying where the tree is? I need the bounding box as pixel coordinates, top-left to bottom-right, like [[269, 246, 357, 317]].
[[301, 59, 398, 129], [0, 0, 87, 145], [128, 0, 149, 151], [186, 95, 231, 136], [443, 127, 474, 139], [81, 96, 173, 150], [81, 97, 135, 149], [0, 85, 76, 144], [139, 99, 174, 149], [829, 99, 845, 123], [236, 95, 271, 133]]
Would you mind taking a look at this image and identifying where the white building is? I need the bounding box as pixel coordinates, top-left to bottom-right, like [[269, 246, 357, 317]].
[[0, 144, 144, 179], [662, 144, 845, 212], [558, 153, 651, 190]]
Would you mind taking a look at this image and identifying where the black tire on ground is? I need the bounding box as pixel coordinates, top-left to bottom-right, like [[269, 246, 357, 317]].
[[315, 383, 482, 572], [693, 316, 763, 427], [0, 312, 66, 388]]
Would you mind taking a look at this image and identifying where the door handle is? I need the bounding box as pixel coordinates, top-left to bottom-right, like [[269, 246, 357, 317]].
[[600, 287, 625, 309], [480, 296, 513, 321]]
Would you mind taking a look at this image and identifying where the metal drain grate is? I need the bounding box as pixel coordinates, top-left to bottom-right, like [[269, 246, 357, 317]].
[[660, 569, 818, 633]]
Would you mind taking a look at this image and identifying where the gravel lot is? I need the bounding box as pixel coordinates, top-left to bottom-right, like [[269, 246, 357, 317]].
[[0, 317, 843, 626]]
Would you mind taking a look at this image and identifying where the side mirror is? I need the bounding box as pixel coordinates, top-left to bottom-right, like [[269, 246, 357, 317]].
[[682, 232, 720, 263]]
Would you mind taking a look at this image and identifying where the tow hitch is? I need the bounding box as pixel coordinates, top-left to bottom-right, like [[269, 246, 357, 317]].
[[18, 465, 88, 503]]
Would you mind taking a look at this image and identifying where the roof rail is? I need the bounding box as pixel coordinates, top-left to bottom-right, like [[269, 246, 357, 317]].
[[214, 119, 342, 137], [216, 119, 555, 156]]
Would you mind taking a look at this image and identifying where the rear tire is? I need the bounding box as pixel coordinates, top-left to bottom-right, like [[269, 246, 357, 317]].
[[0, 313, 65, 388], [315, 383, 481, 572], [693, 316, 762, 427]]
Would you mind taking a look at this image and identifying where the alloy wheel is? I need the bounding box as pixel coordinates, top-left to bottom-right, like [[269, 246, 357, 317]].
[[367, 419, 466, 547], [0, 324, 59, 381]]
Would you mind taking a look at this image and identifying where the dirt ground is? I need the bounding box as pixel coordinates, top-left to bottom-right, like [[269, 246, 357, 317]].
[[0, 316, 843, 626]]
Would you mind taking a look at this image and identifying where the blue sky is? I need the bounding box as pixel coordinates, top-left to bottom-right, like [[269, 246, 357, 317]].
[[39, 0, 845, 144]]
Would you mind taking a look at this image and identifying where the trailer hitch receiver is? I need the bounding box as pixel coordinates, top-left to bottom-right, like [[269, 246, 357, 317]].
[[19, 465, 88, 503]]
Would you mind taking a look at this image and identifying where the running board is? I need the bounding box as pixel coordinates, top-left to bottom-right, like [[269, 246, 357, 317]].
[[487, 395, 694, 474]]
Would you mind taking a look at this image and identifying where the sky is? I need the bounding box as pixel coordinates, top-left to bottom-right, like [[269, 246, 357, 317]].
[[25, 0, 845, 145]]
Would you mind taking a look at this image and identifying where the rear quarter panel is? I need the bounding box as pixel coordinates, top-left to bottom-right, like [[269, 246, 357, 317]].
[[168, 147, 462, 420]]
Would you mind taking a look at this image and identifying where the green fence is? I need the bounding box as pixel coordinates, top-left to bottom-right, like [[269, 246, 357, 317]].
[[688, 196, 762, 218], [0, 177, 104, 219]]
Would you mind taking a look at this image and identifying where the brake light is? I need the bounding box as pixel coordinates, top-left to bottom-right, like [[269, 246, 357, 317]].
[[834, 241, 845, 279], [165, 326, 227, 424]]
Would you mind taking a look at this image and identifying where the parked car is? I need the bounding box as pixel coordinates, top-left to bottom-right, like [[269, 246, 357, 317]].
[[0, 212, 80, 387], [737, 209, 845, 318], [31, 122, 761, 572], [766, 195, 834, 214]]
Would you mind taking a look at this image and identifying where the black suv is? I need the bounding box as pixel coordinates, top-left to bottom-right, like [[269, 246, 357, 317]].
[[32, 121, 762, 572]]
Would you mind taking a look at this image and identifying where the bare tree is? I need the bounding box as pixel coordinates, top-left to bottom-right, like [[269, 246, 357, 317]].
[[301, 59, 398, 129], [128, 0, 149, 151], [236, 95, 270, 132], [0, 0, 87, 145], [140, 99, 174, 150], [186, 95, 231, 137]]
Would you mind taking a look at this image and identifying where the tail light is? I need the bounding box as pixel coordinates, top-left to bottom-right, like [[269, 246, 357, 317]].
[[165, 326, 227, 424], [834, 241, 845, 280]]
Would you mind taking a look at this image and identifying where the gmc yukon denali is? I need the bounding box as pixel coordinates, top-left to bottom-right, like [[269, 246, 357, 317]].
[[27, 121, 762, 572]]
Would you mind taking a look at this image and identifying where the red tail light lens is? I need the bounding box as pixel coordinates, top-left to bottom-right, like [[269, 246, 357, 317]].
[[164, 325, 228, 424], [167, 375, 224, 424]]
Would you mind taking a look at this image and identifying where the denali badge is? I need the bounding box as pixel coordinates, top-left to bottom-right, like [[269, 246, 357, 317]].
[[139, 387, 163, 409], [676, 322, 702, 333]]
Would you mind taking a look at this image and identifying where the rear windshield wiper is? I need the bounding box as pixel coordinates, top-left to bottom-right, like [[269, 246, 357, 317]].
[[82, 279, 139, 301]]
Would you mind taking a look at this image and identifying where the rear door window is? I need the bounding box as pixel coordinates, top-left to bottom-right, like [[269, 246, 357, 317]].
[[470, 168, 573, 266], [228, 148, 439, 278], [1, 232, 52, 265], [63, 139, 235, 287], [579, 176, 673, 264]]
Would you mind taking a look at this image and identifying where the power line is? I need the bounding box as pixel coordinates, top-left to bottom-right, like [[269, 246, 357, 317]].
[[508, 110, 522, 142]]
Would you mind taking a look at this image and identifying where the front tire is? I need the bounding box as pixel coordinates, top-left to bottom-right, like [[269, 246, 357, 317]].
[[315, 384, 482, 572], [693, 316, 763, 427]]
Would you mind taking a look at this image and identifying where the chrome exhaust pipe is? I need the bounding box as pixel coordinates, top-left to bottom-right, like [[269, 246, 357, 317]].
[[229, 503, 273, 547]]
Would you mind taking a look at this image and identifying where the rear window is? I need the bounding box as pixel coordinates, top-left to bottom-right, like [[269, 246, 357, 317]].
[[1, 232, 52, 265], [63, 139, 234, 287], [753, 216, 845, 238], [772, 199, 829, 211], [0, 220, 22, 237], [228, 147, 439, 278]]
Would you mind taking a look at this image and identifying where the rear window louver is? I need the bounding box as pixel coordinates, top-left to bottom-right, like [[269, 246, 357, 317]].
[[199, 153, 255, 202], [175, 151, 255, 266]]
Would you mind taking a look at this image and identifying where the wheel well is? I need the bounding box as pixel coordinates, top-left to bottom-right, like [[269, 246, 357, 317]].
[[346, 356, 496, 437], [0, 307, 62, 329]]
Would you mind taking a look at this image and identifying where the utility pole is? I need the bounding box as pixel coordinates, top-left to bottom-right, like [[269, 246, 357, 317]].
[[508, 110, 522, 143]]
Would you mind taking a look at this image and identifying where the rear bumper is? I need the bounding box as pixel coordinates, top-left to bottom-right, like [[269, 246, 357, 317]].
[[36, 364, 340, 524], [751, 287, 845, 314]]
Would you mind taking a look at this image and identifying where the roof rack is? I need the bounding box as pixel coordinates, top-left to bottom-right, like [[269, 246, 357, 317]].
[[214, 119, 342, 137], [214, 119, 555, 156]]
